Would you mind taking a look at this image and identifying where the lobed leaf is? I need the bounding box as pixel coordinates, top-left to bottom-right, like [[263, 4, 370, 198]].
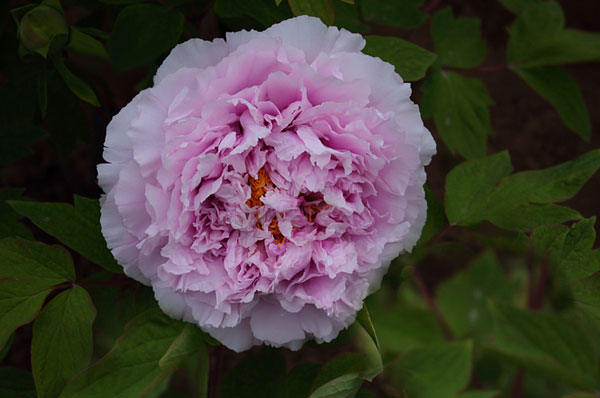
[[363, 36, 437, 82], [32, 286, 96, 398], [421, 69, 493, 159], [288, 0, 334, 25], [8, 196, 121, 273], [431, 7, 486, 68], [359, 0, 426, 29]]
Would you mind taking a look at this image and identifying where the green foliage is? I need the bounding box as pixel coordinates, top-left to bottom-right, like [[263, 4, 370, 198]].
[[288, 0, 334, 25], [374, 307, 445, 353], [0, 189, 33, 239], [32, 286, 96, 398], [0, 368, 36, 398], [107, 4, 184, 70], [431, 8, 486, 68], [489, 302, 599, 389], [61, 309, 200, 398], [437, 251, 512, 338], [512, 66, 590, 139], [445, 150, 600, 230], [388, 341, 473, 398], [66, 27, 109, 59], [215, 0, 292, 28], [355, 304, 379, 349], [220, 348, 286, 398], [507, 1, 600, 67], [358, 0, 426, 29], [421, 69, 493, 159], [363, 35, 437, 81], [0, 280, 51, 350], [8, 196, 122, 273]]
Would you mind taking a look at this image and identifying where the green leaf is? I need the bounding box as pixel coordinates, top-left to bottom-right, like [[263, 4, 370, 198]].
[[437, 251, 511, 338], [388, 341, 473, 398], [215, 0, 293, 28], [312, 353, 364, 392], [0, 238, 75, 286], [0, 189, 33, 239], [158, 324, 207, 369], [288, 0, 334, 25], [333, 1, 367, 33], [359, 0, 426, 29], [8, 197, 121, 273], [497, 0, 542, 13], [513, 65, 590, 139], [32, 286, 96, 398], [507, 1, 600, 66], [417, 186, 446, 245], [309, 373, 362, 398], [60, 309, 190, 398], [0, 280, 51, 350], [53, 58, 100, 107], [431, 7, 486, 68], [0, 125, 46, 165], [374, 308, 445, 353], [363, 36, 437, 82], [445, 151, 513, 225], [107, 4, 184, 70], [0, 368, 36, 398], [284, 364, 321, 398], [355, 304, 379, 350], [421, 69, 493, 159], [489, 302, 599, 389], [220, 347, 286, 398], [572, 272, 600, 323], [446, 149, 600, 230], [67, 27, 109, 59], [459, 391, 500, 398], [552, 218, 599, 283]]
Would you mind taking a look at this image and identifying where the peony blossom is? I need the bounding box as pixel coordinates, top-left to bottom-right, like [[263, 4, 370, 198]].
[[98, 16, 435, 352]]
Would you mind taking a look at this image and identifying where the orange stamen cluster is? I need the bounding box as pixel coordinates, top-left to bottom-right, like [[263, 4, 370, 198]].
[[246, 168, 285, 245], [302, 202, 330, 223]]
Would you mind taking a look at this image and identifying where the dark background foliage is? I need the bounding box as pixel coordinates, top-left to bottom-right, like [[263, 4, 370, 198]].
[[1, 0, 599, 397]]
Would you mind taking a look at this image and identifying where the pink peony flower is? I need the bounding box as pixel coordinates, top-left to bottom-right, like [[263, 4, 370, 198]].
[[98, 16, 435, 352]]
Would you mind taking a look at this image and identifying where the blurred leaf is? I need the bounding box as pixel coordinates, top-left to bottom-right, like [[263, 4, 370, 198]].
[[374, 308, 444, 353], [0, 125, 46, 165], [0, 368, 36, 398], [309, 373, 362, 398], [8, 196, 122, 273], [0, 280, 51, 350], [437, 251, 511, 338], [215, 0, 293, 28], [445, 151, 513, 225], [552, 218, 599, 283], [284, 364, 321, 398], [572, 272, 600, 324], [0, 238, 75, 286], [37, 66, 47, 116], [388, 341, 473, 398], [363, 35, 437, 81], [513, 65, 590, 139], [417, 186, 446, 245], [497, 0, 542, 13], [76, 27, 109, 40], [61, 309, 190, 398], [0, 333, 14, 361], [333, 1, 367, 33], [53, 58, 99, 107], [421, 69, 493, 159], [67, 27, 109, 59], [45, 71, 90, 156], [356, 304, 379, 349], [32, 286, 96, 398], [489, 302, 599, 389], [489, 203, 581, 231], [288, 0, 334, 25], [507, 1, 600, 66], [0, 189, 33, 239], [562, 394, 599, 398], [107, 4, 184, 70], [220, 347, 286, 398], [312, 353, 364, 391], [459, 391, 500, 398], [431, 7, 486, 68], [359, 0, 426, 29]]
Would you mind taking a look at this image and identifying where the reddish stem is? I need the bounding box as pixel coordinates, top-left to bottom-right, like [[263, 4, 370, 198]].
[[410, 267, 453, 339], [511, 368, 525, 398], [424, 0, 442, 13], [427, 222, 456, 247], [529, 258, 549, 310]]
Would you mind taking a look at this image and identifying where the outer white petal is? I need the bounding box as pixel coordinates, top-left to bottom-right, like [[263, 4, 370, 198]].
[[226, 15, 365, 63], [204, 320, 255, 353], [154, 38, 229, 85]]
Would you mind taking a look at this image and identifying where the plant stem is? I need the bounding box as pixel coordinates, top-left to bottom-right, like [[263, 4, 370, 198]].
[[510, 368, 525, 398], [424, 0, 442, 14], [427, 222, 456, 247], [472, 64, 506, 72], [410, 267, 453, 339]]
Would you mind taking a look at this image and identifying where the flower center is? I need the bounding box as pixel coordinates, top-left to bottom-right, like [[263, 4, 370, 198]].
[[246, 168, 285, 245]]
